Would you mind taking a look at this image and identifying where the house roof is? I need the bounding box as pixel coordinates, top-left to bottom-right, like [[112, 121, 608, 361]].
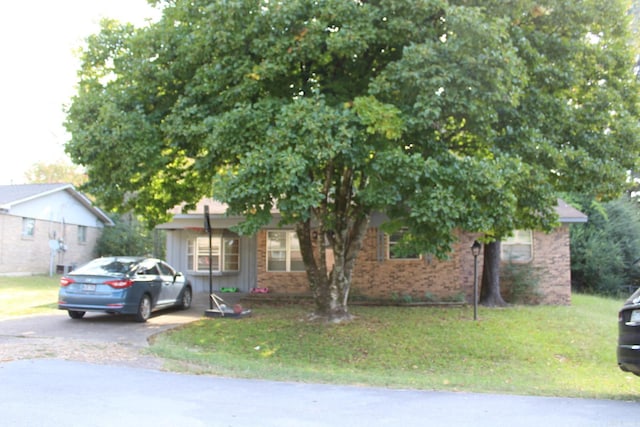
[[0, 183, 114, 226], [555, 198, 588, 223], [159, 197, 587, 230], [159, 198, 254, 230], [167, 198, 230, 216]]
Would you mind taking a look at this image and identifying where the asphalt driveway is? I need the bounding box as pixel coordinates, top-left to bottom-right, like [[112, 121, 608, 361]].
[[1, 296, 207, 344], [0, 292, 211, 365]]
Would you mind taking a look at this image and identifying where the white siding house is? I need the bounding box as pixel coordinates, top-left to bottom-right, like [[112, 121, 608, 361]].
[[0, 184, 113, 275]]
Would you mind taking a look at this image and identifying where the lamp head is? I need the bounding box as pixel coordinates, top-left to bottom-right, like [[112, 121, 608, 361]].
[[471, 240, 481, 256]]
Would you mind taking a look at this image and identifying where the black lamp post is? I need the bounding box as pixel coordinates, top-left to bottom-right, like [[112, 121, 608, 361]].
[[204, 205, 213, 311], [471, 240, 481, 321]]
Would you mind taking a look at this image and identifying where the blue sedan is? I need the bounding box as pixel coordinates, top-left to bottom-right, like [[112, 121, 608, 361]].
[[58, 256, 193, 322]]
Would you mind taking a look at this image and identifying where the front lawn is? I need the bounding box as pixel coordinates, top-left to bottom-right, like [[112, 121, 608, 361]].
[[0, 275, 59, 317], [149, 294, 640, 400]]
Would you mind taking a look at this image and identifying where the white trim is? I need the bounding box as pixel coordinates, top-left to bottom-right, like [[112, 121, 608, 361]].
[[501, 230, 533, 262], [266, 230, 305, 272]]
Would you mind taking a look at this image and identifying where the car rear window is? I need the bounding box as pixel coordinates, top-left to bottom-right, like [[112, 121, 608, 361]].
[[72, 258, 140, 276]]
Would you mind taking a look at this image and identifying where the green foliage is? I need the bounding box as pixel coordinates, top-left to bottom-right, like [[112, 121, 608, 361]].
[[66, 0, 640, 230], [571, 196, 640, 296], [442, 291, 466, 303], [95, 213, 163, 258], [501, 262, 544, 304], [65, 0, 640, 314], [24, 161, 87, 187], [423, 292, 437, 302]]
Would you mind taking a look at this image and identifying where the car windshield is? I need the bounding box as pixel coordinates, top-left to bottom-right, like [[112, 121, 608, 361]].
[[72, 257, 141, 276]]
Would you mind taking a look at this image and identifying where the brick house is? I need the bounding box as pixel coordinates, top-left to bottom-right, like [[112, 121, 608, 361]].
[[0, 184, 113, 275], [158, 198, 586, 305]]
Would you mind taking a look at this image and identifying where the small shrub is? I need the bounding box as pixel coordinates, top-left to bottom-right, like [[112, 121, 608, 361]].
[[402, 293, 414, 303], [423, 292, 437, 302], [501, 262, 543, 304], [442, 292, 466, 303]]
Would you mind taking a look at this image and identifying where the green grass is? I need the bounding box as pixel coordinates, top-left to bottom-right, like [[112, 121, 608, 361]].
[[149, 294, 640, 400], [1, 276, 637, 400], [0, 275, 60, 316]]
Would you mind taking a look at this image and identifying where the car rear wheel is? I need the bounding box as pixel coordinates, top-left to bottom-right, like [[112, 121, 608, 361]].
[[68, 310, 85, 319], [179, 287, 192, 310], [135, 294, 152, 322]]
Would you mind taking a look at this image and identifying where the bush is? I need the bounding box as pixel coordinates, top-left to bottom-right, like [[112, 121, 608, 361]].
[[501, 262, 543, 304], [95, 213, 165, 258], [570, 196, 640, 297]]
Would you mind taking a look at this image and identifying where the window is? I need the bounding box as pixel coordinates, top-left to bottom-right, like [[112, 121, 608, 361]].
[[187, 234, 240, 273], [267, 230, 305, 272], [223, 238, 240, 271], [22, 218, 35, 238], [158, 261, 176, 277], [78, 225, 87, 243], [141, 262, 160, 275], [501, 230, 533, 262], [388, 229, 420, 260]]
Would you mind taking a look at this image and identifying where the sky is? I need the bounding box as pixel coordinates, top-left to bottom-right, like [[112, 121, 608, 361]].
[[0, 0, 160, 185]]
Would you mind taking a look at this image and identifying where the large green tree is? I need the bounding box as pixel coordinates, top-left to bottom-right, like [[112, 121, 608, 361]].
[[448, 0, 640, 305], [65, 0, 640, 321]]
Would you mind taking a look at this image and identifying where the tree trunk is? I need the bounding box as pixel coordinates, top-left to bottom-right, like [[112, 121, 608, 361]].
[[296, 214, 369, 323], [479, 240, 507, 307]]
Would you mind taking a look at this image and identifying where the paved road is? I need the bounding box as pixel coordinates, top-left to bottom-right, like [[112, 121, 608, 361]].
[[1, 295, 640, 426], [1, 358, 640, 427]]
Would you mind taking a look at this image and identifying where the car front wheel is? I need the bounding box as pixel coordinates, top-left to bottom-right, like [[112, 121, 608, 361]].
[[68, 310, 85, 319], [179, 287, 192, 310], [135, 294, 152, 322]]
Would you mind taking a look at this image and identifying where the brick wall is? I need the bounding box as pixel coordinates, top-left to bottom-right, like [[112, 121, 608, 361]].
[[0, 215, 47, 274], [522, 225, 572, 305], [350, 228, 468, 300], [256, 229, 309, 293], [0, 215, 102, 275], [61, 225, 102, 270], [255, 226, 573, 305]]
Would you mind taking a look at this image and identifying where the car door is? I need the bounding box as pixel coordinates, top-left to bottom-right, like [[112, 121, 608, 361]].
[[136, 260, 164, 306], [158, 261, 181, 304]]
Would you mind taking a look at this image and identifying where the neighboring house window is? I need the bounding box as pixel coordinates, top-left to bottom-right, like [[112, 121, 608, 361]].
[[388, 229, 420, 260], [267, 230, 305, 272], [187, 235, 240, 272], [501, 230, 533, 262], [78, 225, 87, 243], [22, 218, 35, 238]]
